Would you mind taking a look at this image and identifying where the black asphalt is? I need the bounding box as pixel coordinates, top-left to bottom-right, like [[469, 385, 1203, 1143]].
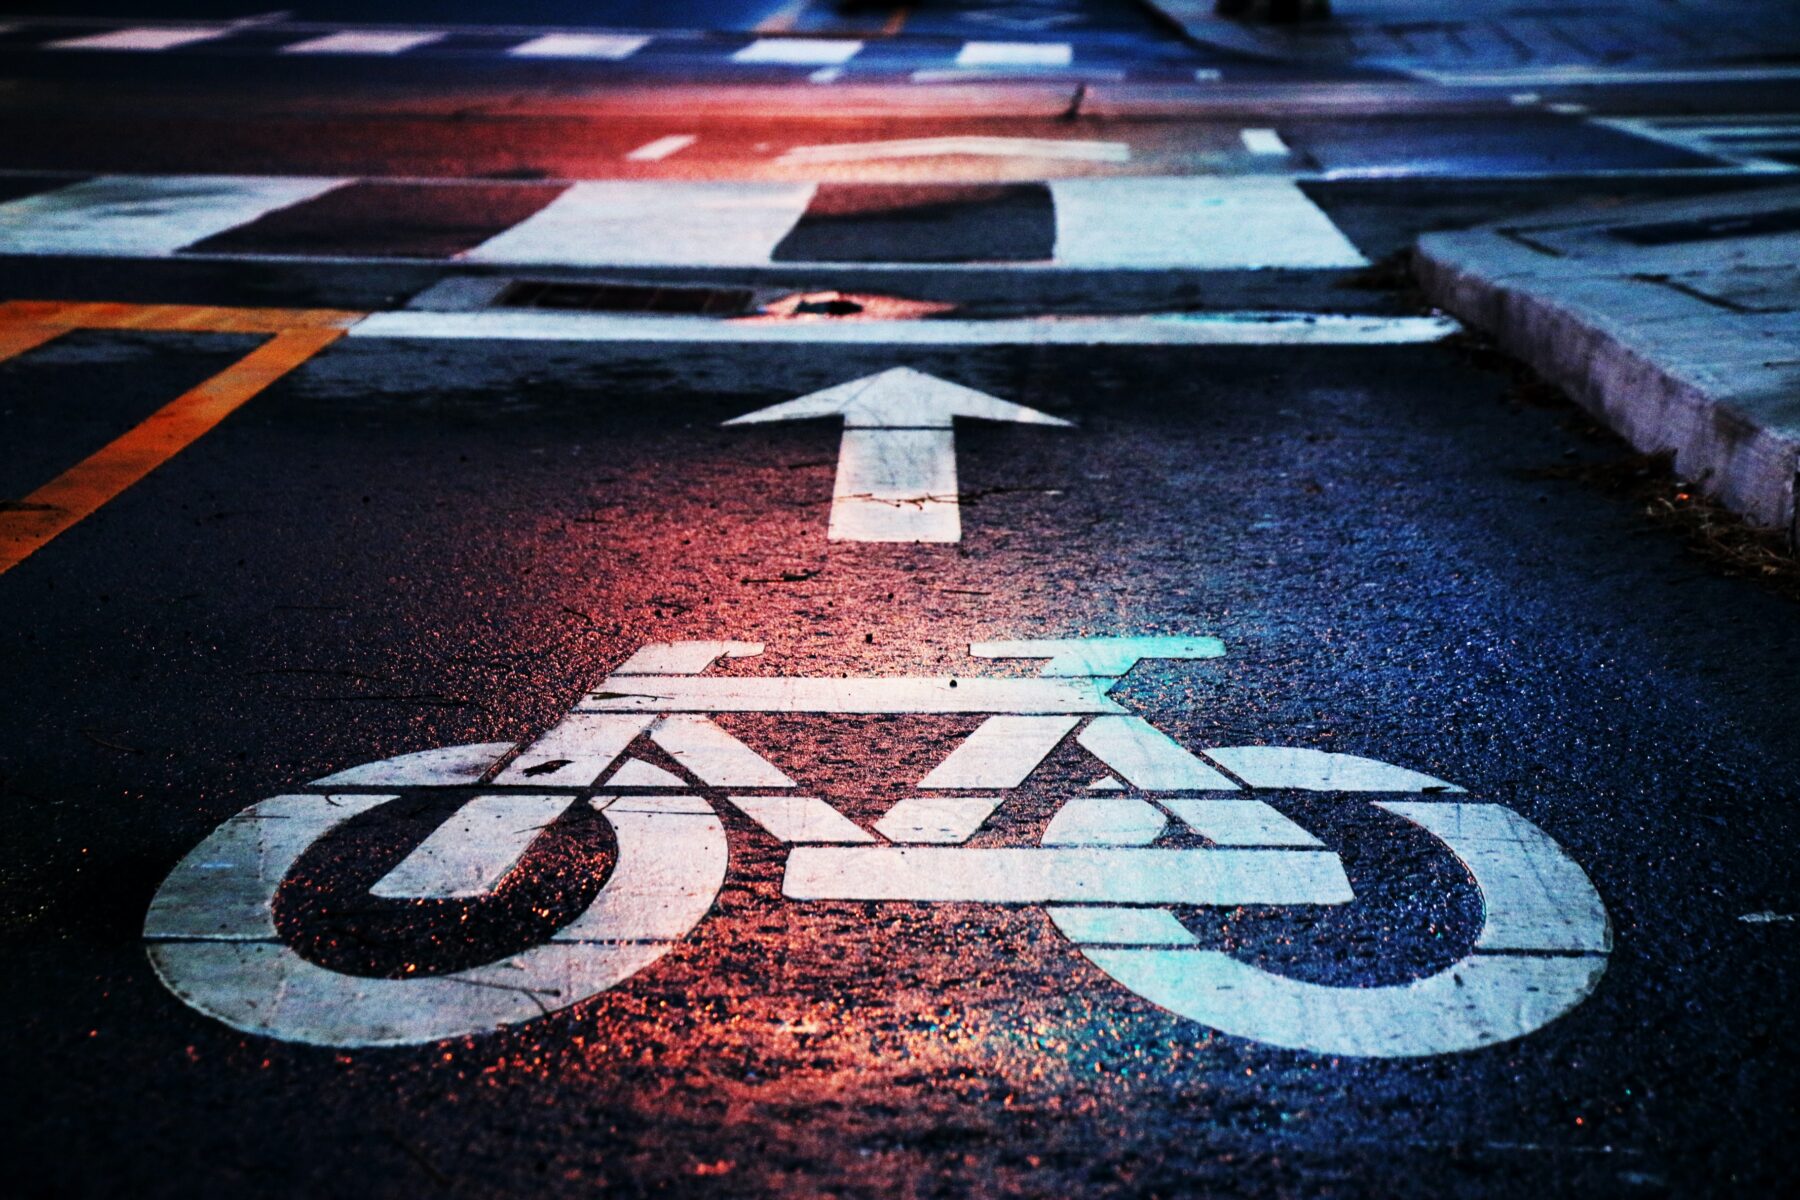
[[5, 315, 1800, 1196], [5, 2, 1800, 1196]]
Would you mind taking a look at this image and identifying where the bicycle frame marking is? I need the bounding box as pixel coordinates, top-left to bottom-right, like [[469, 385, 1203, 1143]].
[[143, 638, 1611, 1056]]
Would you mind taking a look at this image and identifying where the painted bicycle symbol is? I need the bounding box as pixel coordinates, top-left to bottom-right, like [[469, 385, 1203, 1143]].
[[145, 637, 1609, 1056]]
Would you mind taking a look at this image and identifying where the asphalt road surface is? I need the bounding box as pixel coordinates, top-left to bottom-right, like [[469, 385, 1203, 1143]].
[[3, 2, 1798, 1197]]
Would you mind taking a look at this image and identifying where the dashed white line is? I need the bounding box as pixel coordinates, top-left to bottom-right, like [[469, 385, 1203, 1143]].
[[281, 31, 444, 55], [507, 33, 650, 59], [956, 41, 1073, 68], [732, 37, 863, 65], [625, 134, 697, 162], [49, 26, 229, 51]]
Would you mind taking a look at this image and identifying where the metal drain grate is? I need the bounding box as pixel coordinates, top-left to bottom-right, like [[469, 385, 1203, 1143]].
[[494, 279, 759, 316]]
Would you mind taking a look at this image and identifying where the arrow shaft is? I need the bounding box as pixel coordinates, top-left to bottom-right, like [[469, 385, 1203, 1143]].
[[830, 428, 960, 543]]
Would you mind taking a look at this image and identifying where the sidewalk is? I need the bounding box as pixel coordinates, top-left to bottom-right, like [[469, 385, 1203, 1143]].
[[1413, 185, 1800, 543], [1137, 0, 1800, 70]]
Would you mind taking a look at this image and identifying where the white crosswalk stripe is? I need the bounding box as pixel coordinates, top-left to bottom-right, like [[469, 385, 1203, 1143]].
[[0, 175, 346, 256], [506, 33, 651, 60], [281, 31, 444, 56], [48, 26, 229, 52], [0, 175, 1369, 270], [732, 38, 864, 65]]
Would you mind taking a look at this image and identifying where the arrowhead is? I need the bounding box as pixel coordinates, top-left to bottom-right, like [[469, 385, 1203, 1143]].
[[723, 367, 1073, 430]]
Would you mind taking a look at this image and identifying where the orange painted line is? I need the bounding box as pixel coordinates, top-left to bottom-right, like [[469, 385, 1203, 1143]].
[[882, 7, 911, 36], [0, 325, 346, 577], [0, 320, 67, 365], [0, 300, 360, 335]]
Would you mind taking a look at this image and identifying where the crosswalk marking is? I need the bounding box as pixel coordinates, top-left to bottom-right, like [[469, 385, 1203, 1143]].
[[0, 175, 346, 256], [281, 31, 444, 56], [956, 41, 1073, 68], [48, 26, 229, 52], [506, 33, 651, 60], [460, 181, 818, 267], [732, 38, 864, 65], [625, 135, 698, 162], [0, 175, 1372, 270], [1241, 129, 1290, 156], [1049, 178, 1367, 269]]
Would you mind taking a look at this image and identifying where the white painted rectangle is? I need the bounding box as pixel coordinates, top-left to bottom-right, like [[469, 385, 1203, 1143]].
[[370, 794, 574, 898], [581, 676, 1125, 715], [1049, 906, 1199, 945], [625, 134, 697, 162], [782, 846, 1353, 904], [728, 795, 873, 843], [507, 33, 650, 59], [351, 312, 1457, 345], [1241, 128, 1289, 156], [830, 428, 959, 543], [461, 181, 816, 267], [282, 31, 444, 55], [733, 38, 863, 65], [956, 42, 1072, 68], [1050, 178, 1367, 268], [0, 175, 346, 256], [50, 26, 228, 51], [918, 716, 1080, 789]]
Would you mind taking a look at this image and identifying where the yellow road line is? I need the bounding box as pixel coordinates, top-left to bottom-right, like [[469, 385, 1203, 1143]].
[[0, 304, 359, 577]]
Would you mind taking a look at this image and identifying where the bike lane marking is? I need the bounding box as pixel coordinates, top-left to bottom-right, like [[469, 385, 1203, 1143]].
[[0, 301, 362, 577]]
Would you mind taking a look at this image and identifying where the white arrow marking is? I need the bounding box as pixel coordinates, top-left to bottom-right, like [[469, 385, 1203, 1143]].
[[724, 367, 1071, 543], [778, 136, 1128, 164]]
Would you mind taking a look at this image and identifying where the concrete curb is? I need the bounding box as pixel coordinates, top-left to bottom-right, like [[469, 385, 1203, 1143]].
[[1413, 191, 1800, 545]]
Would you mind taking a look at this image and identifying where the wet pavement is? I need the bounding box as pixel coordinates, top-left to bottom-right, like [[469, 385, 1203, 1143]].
[[4, 2, 1799, 1197]]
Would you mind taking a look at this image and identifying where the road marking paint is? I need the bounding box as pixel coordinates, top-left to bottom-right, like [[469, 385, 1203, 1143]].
[[624, 134, 698, 162], [1241, 128, 1289, 156], [778, 136, 1128, 164], [972, 636, 1225, 677], [1193, 67, 1221, 81], [0, 306, 354, 577], [1041, 797, 1168, 846], [1414, 64, 1800, 87], [352, 311, 1458, 344], [0, 175, 347, 256], [808, 66, 844, 83], [726, 366, 1071, 543], [1382, 803, 1610, 953], [1049, 907, 1198, 946], [148, 788, 725, 1045], [1050, 178, 1367, 268], [614, 641, 764, 676], [583, 675, 1123, 715], [369, 794, 575, 898], [728, 795, 873, 844], [875, 795, 1004, 844], [1086, 947, 1606, 1058], [494, 713, 656, 786], [313, 742, 513, 787], [956, 41, 1072, 68], [1076, 717, 1239, 791], [1088, 776, 1123, 790], [461, 181, 816, 267], [733, 38, 863, 65], [648, 715, 796, 787], [281, 31, 443, 55], [507, 33, 650, 59], [0, 320, 66, 364], [783, 845, 1353, 904], [49, 26, 229, 51], [1741, 912, 1796, 924], [917, 716, 1080, 788], [1160, 798, 1324, 847], [604, 758, 687, 788], [1200, 746, 1462, 792], [1067, 799, 1610, 1056]]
